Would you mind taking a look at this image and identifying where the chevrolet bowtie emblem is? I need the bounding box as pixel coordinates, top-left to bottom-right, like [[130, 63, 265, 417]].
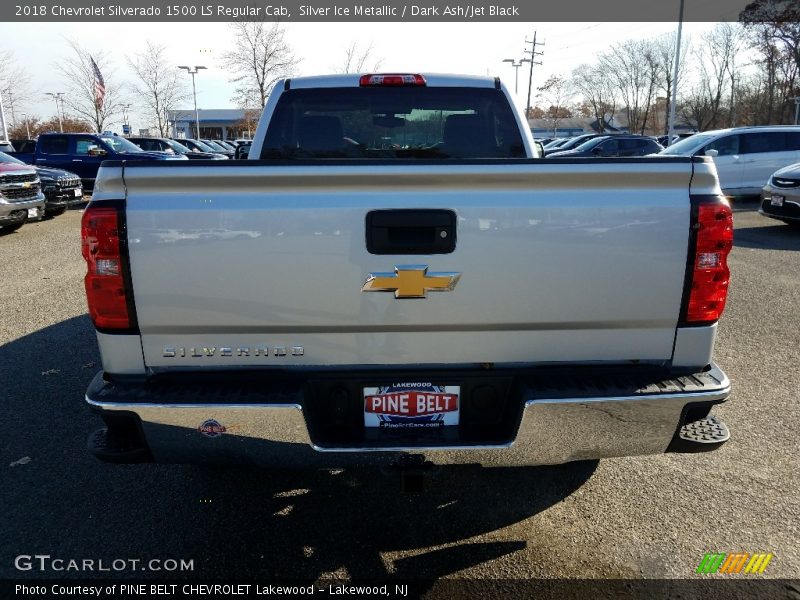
[[362, 265, 461, 298]]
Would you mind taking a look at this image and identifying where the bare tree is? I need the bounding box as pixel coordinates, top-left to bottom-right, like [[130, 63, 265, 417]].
[[56, 39, 123, 132], [600, 40, 659, 135], [653, 33, 690, 134], [0, 50, 33, 129], [535, 76, 573, 136], [741, 1, 800, 123], [690, 24, 744, 130], [128, 41, 189, 136], [220, 21, 299, 108], [679, 84, 717, 131], [740, 0, 800, 75], [570, 63, 617, 132], [9, 115, 92, 138], [338, 42, 384, 73], [229, 108, 261, 139], [638, 41, 662, 135]]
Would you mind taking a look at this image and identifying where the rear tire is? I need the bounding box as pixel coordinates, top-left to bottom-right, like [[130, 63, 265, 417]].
[[46, 206, 67, 218], [0, 221, 24, 233]]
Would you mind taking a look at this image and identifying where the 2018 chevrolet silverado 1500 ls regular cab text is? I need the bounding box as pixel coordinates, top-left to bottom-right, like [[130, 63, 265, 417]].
[[82, 73, 734, 469]]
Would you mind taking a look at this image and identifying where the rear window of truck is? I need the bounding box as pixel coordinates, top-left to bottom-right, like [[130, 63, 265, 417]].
[[261, 87, 526, 160]]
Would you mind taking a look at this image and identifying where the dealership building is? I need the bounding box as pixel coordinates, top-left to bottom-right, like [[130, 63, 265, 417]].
[[167, 109, 259, 140]]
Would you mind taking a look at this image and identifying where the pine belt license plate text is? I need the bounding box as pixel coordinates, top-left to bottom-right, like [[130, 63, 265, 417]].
[[364, 384, 460, 429]]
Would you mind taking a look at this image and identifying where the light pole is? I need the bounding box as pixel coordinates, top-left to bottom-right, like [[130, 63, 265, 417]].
[[46, 92, 65, 132], [666, 0, 685, 146], [178, 65, 206, 139], [121, 103, 132, 134], [523, 32, 544, 119], [792, 97, 800, 125], [502, 58, 531, 95], [0, 91, 8, 141], [20, 112, 30, 138]]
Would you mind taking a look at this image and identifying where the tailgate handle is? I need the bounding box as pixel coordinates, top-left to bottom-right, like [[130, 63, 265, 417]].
[[366, 209, 456, 255]]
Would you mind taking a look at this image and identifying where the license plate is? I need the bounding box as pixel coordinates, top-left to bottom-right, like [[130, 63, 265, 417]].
[[771, 194, 784, 207], [364, 383, 460, 429], [74, 188, 83, 197], [27, 208, 40, 218]]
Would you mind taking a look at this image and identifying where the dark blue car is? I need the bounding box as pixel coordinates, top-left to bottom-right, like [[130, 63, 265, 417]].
[[9, 133, 187, 189]]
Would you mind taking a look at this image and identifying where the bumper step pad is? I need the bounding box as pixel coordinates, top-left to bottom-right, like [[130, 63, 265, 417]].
[[668, 415, 730, 453], [679, 415, 730, 444], [88, 426, 152, 464]]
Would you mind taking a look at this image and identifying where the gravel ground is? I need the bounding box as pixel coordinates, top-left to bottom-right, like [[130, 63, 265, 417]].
[[0, 203, 798, 590]]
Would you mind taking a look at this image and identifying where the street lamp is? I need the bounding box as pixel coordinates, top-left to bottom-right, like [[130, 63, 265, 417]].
[[666, 0, 685, 146], [502, 58, 531, 95], [46, 92, 65, 132], [178, 65, 207, 139], [120, 103, 132, 134], [0, 91, 8, 141], [20, 112, 30, 138]]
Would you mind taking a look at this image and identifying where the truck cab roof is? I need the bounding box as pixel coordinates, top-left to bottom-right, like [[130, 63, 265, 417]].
[[286, 73, 500, 89]]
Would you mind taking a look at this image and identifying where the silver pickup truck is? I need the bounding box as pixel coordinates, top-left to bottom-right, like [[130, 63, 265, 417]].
[[0, 162, 45, 232], [82, 73, 733, 468]]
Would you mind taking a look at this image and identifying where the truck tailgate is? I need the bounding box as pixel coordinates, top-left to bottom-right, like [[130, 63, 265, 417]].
[[120, 160, 693, 368]]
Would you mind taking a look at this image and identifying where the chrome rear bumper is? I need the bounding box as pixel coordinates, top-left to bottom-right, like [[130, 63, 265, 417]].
[[85, 365, 730, 467]]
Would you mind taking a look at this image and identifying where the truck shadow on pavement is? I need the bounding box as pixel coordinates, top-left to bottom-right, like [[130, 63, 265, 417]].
[[733, 222, 800, 251], [1, 315, 598, 583]]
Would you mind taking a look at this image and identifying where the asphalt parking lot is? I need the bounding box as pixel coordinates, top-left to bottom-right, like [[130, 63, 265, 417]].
[[1, 203, 798, 587]]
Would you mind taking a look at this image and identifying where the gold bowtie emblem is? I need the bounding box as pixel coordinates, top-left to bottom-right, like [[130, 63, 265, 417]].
[[361, 265, 461, 298]]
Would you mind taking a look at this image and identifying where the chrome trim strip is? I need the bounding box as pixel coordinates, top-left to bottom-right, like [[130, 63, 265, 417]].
[[528, 386, 731, 406], [86, 397, 304, 411]]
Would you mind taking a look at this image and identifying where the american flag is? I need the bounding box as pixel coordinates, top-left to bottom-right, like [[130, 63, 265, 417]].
[[90, 56, 105, 109]]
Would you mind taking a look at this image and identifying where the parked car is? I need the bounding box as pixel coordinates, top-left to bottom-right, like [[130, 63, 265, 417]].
[[200, 139, 235, 159], [172, 138, 228, 158], [10, 139, 36, 155], [547, 135, 663, 158], [659, 126, 800, 197], [759, 162, 800, 227], [0, 151, 82, 216], [657, 133, 696, 147], [542, 133, 609, 156], [233, 138, 252, 146], [541, 138, 570, 152], [235, 141, 252, 160], [0, 161, 44, 232], [127, 137, 227, 160], [215, 140, 238, 152], [0, 140, 14, 153], [7, 133, 188, 190]]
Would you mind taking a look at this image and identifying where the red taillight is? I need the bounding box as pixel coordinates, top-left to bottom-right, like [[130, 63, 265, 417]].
[[359, 73, 426, 87], [684, 199, 733, 324], [81, 205, 133, 330]]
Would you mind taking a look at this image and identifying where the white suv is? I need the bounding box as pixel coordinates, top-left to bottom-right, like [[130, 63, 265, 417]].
[[660, 126, 800, 197]]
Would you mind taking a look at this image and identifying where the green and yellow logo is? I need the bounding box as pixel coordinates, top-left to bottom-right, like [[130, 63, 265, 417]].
[[696, 553, 774, 574]]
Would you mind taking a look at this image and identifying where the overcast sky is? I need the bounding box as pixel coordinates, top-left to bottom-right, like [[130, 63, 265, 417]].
[[3, 20, 734, 132]]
